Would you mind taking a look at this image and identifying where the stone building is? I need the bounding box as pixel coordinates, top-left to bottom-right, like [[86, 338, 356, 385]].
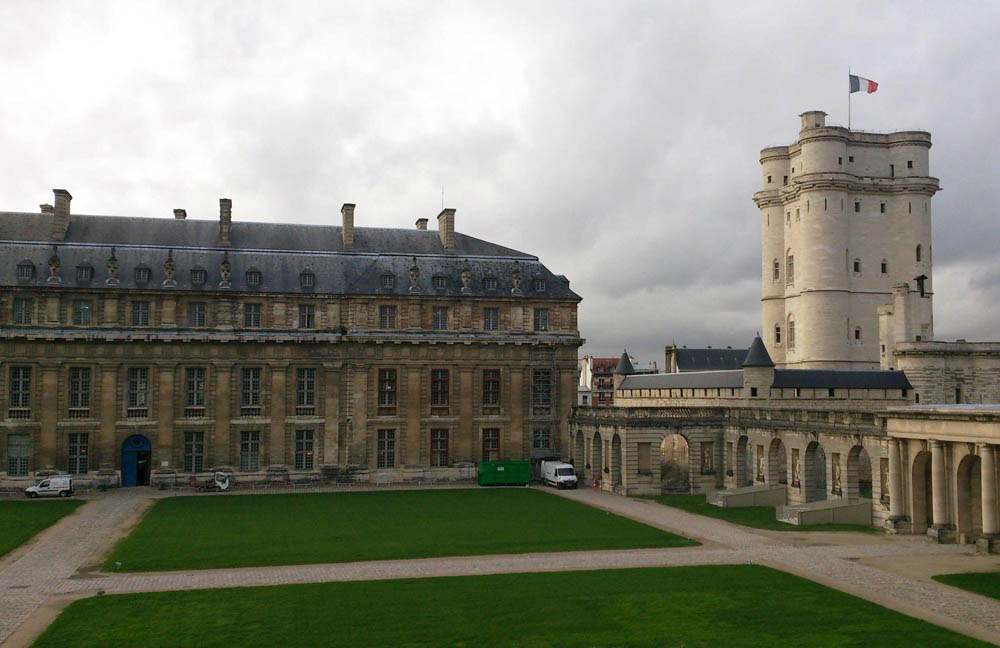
[[0, 190, 582, 486]]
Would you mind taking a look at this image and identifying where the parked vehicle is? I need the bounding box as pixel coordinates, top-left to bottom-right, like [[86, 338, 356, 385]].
[[541, 461, 578, 489], [189, 472, 232, 492], [25, 475, 73, 498]]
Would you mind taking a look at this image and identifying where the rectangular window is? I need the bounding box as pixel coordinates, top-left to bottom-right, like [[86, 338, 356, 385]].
[[788, 320, 795, 348], [67, 432, 89, 474], [240, 430, 260, 472], [72, 300, 92, 325], [532, 369, 552, 416], [13, 298, 33, 325], [377, 369, 397, 414], [244, 303, 262, 328], [298, 304, 315, 329], [16, 264, 33, 280], [378, 305, 397, 329], [637, 442, 651, 474], [849, 155, 854, 163], [880, 203, 886, 213], [183, 431, 204, 473], [854, 201, 860, 213], [907, 160, 913, 169], [294, 430, 314, 470], [483, 307, 499, 331], [247, 270, 262, 286], [185, 367, 206, 417], [134, 267, 150, 283], [241, 368, 262, 416], [532, 428, 551, 450], [431, 369, 449, 409], [432, 306, 448, 330], [8, 366, 32, 418], [77, 266, 93, 282], [484, 277, 498, 291], [482, 369, 500, 407], [126, 367, 150, 417], [533, 278, 546, 292], [774, 325, 781, 345], [482, 428, 499, 461], [188, 302, 207, 327], [7, 433, 30, 476], [68, 367, 91, 415], [296, 368, 316, 415], [377, 429, 396, 468], [533, 308, 549, 331], [190, 268, 207, 285], [432, 276, 446, 290], [381, 275, 395, 289], [131, 301, 150, 326], [430, 429, 449, 467]]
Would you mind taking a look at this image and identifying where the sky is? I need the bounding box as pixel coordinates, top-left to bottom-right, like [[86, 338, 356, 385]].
[[2, 1, 999, 364]]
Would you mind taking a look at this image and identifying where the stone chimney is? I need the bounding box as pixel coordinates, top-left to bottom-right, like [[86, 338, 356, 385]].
[[40, 204, 54, 214], [415, 218, 428, 230], [342, 203, 355, 249], [437, 208, 455, 251], [219, 198, 232, 246], [51, 189, 71, 241], [174, 209, 187, 220]]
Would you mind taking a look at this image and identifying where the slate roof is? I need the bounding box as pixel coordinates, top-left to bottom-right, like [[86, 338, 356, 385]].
[[614, 350, 635, 375], [673, 348, 749, 372], [619, 369, 912, 391], [742, 336, 775, 367], [0, 211, 580, 299], [620, 370, 744, 390]]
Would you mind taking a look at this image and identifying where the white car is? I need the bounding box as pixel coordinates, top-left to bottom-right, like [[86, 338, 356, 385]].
[[541, 461, 578, 489], [25, 475, 74, 498]]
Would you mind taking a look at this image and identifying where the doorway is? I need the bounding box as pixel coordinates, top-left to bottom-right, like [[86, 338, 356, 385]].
[[121, 434, 152, 487]]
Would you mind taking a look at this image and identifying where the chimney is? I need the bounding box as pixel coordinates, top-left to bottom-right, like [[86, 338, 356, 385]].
[[341, 203, 355, 249], [51, 189, 71, 240], [219, 198, 232, 246], [415, 217, 428, 230], [437, 208, 455, 251], [174, 209, 187, 220], [40, 204, 53, 214]]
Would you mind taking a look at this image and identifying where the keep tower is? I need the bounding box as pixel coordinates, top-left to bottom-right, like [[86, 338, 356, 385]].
[[753, 111, 940, 369]]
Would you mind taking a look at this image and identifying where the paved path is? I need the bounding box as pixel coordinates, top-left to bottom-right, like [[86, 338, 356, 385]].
[[3, 486, 1000, 646]]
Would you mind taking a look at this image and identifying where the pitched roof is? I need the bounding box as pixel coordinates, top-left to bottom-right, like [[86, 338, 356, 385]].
[[771, 370, 913, 390], [673, 348, 749, 372], [620, 370, 744, 390], [742, 336, 775, 367], [614, 350, 635, 375]]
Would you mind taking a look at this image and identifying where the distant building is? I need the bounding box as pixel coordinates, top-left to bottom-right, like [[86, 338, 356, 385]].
[[579, 353, 656, 407]]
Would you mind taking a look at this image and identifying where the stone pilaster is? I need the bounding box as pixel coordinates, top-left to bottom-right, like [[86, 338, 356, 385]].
[[269, 363, 288, 466], [38, 362, 60, 470], [322, 363, 341, 466], [213, 362, 233, 468]]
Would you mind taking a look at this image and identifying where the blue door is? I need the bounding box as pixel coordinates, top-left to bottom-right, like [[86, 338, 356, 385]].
[[121, 435, 152, 487]]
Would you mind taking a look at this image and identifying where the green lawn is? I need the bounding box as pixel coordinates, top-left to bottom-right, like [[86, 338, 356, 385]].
[[34, 565, 988, 648], [0, 499, 84, 558], [652, 494, 876, 532], [933, 571, 1000, 600], [105, 488, 693, 572]]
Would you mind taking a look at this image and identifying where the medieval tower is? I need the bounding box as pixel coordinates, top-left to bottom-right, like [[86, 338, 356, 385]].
[[753, 111, 940, 369]]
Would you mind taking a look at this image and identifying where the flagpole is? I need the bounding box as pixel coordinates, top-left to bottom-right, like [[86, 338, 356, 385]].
[[848, 66, 851, 130]]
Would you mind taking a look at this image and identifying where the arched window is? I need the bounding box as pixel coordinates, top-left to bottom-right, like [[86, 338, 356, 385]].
[[772, 259, 780, 281], [787, 316, 796, 349], [916, 244, 922, 263], [881, 259, 888, 274], [786, 252, 794, 285], [774, 325, 782, 345]]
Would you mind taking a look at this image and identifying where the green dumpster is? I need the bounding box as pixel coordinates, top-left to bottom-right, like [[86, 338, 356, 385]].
[[477, 460, 531, 486]]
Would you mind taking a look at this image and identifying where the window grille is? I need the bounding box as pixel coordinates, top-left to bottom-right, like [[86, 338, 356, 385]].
[[381, 275, 394, 289], [185, 367, 206, 417], [183, 431, 204, 473], [126, 367, 149, 418], [294, 430, 314, 470], [9, 366, 31, 419], [484, 277, 498, 291], [68, 367, 91, 417], [131, 301, 150, 326], [246, 270, 262, 286], [295, 368, 316, 416], [532, 428, 550, 450], [6, 433, 30, 476], [300, 272, 315, 288], [430, 429, 449, 467], [432, 306, 448, 330], [377, 369, 396, 415], [531, 369, 552, 416], [241, 368, 262, 417], [431, 369, 449, 411], [533, 308, 549, 332], [482, 369, 500, 408], [432, 276, 446, 290], [299, 304, 315, 329], [483, 307, 499, 331], [16, 263, 34, 280], [190, 268, 207, 285], [378, 305, 397, 329], [67, 433, 89, 474], [244, 303, 262, 328], [533, 278, 546, 291], [482, 429, 499, 461], [377, 429, 395, 468], [135, 267, 150, 283], [240, 430, 260, 471], [76, 266, 93, 282], [72, 300, 92, 325], [13, 298, 32, 325]]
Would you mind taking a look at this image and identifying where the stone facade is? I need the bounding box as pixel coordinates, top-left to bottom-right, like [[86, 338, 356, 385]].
[[892, 341, 1000, 405]]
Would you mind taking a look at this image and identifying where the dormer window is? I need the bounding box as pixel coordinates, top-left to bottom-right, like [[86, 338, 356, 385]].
[[484, 277, 498, 291], [432, 276, 446, 290], [135, 267, 150, 284], [76, 265, 93, 282], [190, 268, 207, 285], [381, 274, 395, 289], [16, 262, 34, 280], [533, 278, 546, 292], [246, 270, 262, 286], [300, 272, 315, 288]]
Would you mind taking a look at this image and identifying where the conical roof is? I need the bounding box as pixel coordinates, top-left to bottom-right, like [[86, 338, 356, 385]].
[[742, 336, 775, 367], [614, 349, 635, 375]]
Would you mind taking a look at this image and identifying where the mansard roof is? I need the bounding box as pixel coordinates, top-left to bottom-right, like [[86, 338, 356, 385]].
[[672, 347, 749, 371]]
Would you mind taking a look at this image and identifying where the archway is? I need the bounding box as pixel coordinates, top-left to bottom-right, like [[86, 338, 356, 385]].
[[736, 436, 750, 487], [956, 454, 983, 540], [911, 450, 933, 533], [660, 433, 689, 492], [591, 432, 603, 483], [121, 434, 152, 487], [611, 434, 623, 488], [767, 438, 787, 485], [574, 431, 586, 471], [847, 445, 873, 500], [805, 441, 827, 502]]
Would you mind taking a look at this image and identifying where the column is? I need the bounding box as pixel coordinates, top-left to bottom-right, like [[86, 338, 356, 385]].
[[213, 362, 233, 468], [156, 365, 175, 469], [38, 363, 61, 470], [982, 444, 999, 537], [100, 365, 118, 470], [931, 440, 949, 529], [888, 438, 906, 520], [322, 363, 341, 466], [270, 363, 287, 467]]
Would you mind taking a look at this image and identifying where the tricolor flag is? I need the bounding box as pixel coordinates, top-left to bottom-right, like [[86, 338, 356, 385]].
[[850, 74, 878, 94]]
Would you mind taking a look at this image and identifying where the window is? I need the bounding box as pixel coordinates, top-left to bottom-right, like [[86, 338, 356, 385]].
[[774, 325, 781, 345], [907, 160, 913, 169], [890, 164, 895, 178], [185, 367, 206, 416], [8, 367, 31, 418], [431, 369, 449, 409], [881, 260, 888, 274], [296, 368, 316, 415], [241, 368, 262, 416], [750, 387, 758, 397], [772, 259, 780, 280], [126, 367, 149, 417], [482, 429, 499, 461], [432, 276, 446, 290], [134, 267, 150, 284], [430, 429, 449, 467], [787, 318, 796, 349], [294, 430, 314, 470], [837, 157, 842, 165], [298, 304, 315, 329], [183, 431, 204, 473], [378, 305, 397, 329], [855, 326, 862, 342], [786, 254, 794, 284], [828, 388, 836, 397], [783, 175, 788, 185], [853, 259, 861, 273], [188, 302, 207, 327], [637, 442, 651, 474], [246, 270, 262, 286], [16, 262, 34, 280], [532, 428, 551, 450], [795, 208, 800, 221], [956, 387, 962, 403], [72, 300, 92, 325], [378, 369, 397, 414], [533, 308, 549, 331], [131, 301, 150, 326], [849, 155, 854, 163], [190, 268, 207, 285], [240, 431, 260, 472], [854, 201, 860, 213], [244, 303, 262, 327], [7, 433, 30, 476], [482, 369, 500, 407], [300, 272, 315, 288], [916, 244, 922, 262], [484, 277, 498, 291], [381, 275, 394, 289], [880, 203, 886, 214], [67, 433, 88, 474], [767, 175, 772, 183], [68, 367, 91, 414], [432, 306, 448, 330], [377, 429, 395, 468], [76, 266, 93, 282], [532, 369, 552, 415], [13, 298, 33, 325], [483, 307, 499, 331], [533, 278, 546, 292]]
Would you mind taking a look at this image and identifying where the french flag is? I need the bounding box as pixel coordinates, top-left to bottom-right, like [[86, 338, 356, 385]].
[[849, 74, 878, 94]]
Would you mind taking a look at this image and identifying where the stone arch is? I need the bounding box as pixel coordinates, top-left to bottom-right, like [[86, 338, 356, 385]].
[[574, 430, 586, 470], [847, 445, 873, 500], [736, 436, 750, 487], [611, 434, 623, 488], [591, 431, 603, 482], [767, 438, 787, 485], [660, 432, 690, 492], [805, 441, 827, 502], [911, 450, 933, 533], [956, 453, 983, 539]]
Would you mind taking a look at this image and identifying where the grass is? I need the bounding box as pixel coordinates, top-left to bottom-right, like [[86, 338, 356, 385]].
[[0, 498, 84, 558], [105, 488, 694, 572], [33, 565, 989, 648], [652, 494, 877, 532], [933, 571, 1000, 600]]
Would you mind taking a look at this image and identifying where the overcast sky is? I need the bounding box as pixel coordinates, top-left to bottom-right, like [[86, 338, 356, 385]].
[[2, 1, 998, 363]]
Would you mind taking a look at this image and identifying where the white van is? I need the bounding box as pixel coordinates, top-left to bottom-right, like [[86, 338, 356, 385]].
[[541, 461, 578, 489], [25, 475, 73, 498]]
